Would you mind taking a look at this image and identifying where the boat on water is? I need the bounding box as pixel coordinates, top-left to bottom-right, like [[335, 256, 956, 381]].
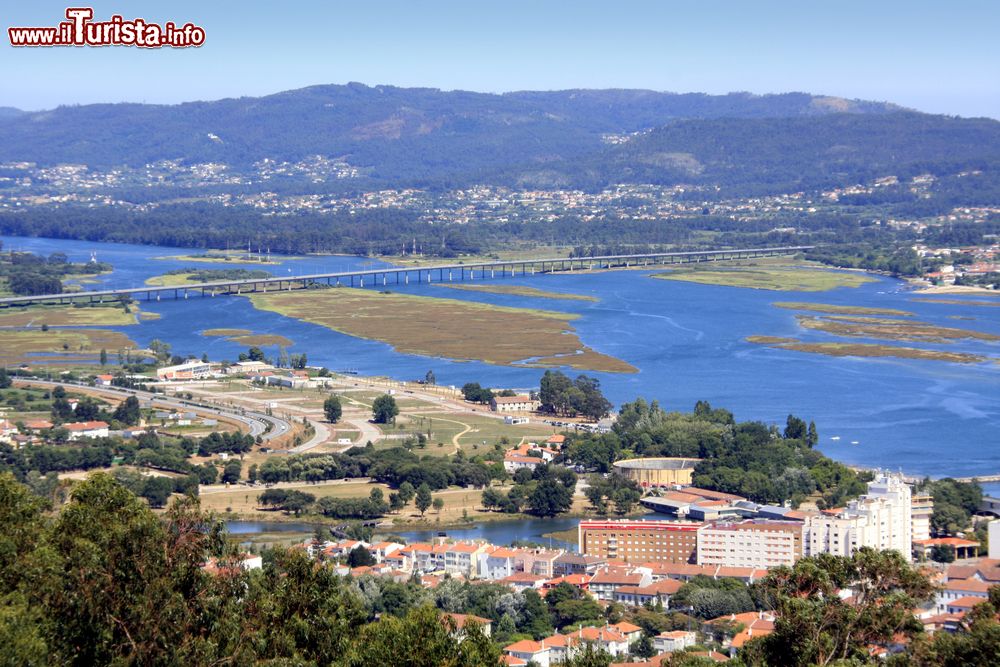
[[851, 440, 860, 445], [830, 436, 841, 441]]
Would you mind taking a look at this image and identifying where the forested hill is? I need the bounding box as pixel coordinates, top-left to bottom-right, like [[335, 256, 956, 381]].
[[0, 83, 995, 194]]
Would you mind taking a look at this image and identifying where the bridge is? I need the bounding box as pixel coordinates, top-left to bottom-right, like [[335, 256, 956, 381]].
[[0, 246, 813, 307]]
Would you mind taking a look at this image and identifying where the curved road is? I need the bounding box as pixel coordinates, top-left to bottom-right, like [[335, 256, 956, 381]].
[[16, 378, 291, 442]]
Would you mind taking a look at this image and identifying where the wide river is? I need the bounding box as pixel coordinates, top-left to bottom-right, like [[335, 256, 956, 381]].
[[4, 235, 999, 480]]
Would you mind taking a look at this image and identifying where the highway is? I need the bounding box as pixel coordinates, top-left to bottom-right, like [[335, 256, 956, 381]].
[[15, 378, 291, 442]]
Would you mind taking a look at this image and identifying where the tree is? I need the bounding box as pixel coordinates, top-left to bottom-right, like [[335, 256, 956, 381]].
[[931, 544, 956, 563], [743, 549, 935, 666], [149, 339, 171, 363], [99, 348, 108, 366], [424, 370, 436, 385], [527, 479, 573, 517], [432, 497, 444, 515], [112, 395, 141, 426], [0, 368, 10, 389], [141, 476, 175, 508], [398, 481, 416, 504], [323, 395, 343, 423], [222, 461, 242, 484], [347, 545, 377, 568], [415, 483, 433, 517], [247, 346, 265, 362], [372, 394, 399, 424]]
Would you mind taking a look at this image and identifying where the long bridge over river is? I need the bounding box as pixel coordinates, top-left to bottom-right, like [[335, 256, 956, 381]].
[[0, 246, 813, 308]]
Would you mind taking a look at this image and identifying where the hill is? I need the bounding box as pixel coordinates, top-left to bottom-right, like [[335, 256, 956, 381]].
[[0, 83, 946, 192]]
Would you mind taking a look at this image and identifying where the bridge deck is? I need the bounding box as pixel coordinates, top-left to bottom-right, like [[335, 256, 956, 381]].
[[0, 245, 814, 307]]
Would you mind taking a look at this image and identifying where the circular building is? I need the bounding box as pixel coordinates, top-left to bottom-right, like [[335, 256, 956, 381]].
[[613, 457, 701, 487]]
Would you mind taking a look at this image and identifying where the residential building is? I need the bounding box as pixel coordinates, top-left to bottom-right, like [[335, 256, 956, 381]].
[[804, 472, 912, 561], [479, 546, 519, 580], [503, 639, 550, 667], [911, 494, 934, 543], [654, 630, 696, 653], [697, 520, 804, 569], [553, 553, 607, 576], [588, 566, 652, 601], [612, 578, 683, 607], [95, 374, 114, 386], [578, 520, 701, 564], [64, 420, 110, 440], [489, 395, 540, 413]]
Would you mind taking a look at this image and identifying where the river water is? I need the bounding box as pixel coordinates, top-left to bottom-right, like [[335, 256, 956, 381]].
[[4, 235, 999, 479]]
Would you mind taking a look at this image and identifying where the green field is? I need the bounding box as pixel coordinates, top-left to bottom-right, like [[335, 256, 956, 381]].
[[247, 287, 636, 373], [654, 262, 875, 292]]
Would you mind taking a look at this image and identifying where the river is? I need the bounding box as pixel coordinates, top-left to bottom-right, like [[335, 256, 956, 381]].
[[3, 234, 999, 479]]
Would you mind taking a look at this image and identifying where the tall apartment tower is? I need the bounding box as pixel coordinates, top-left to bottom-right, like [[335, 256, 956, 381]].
[[805, 472, 913, 561]]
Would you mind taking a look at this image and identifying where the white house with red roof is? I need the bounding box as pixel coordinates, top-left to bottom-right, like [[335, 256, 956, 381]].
[[64, 420, 109, 440]]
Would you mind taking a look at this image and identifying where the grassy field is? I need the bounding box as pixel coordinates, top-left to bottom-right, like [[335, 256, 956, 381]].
[[796, 315, 1000, 343], [0, 329, 137, 366], [773, 302, 913, 317], [747, 335, 989, 364], [199, 328, 294, 348], [912, 298, 1000, 308], [380, 246, 573, 268], [202, 328, 253, 336], [654, 260, 875, 292], [201, 479, 588, 529], [246, 287, 636, 373], [152, 252, 298, 265], [434, 284, 598, 302], [0, 305, 139, 327], [145, 272, 197, 287]]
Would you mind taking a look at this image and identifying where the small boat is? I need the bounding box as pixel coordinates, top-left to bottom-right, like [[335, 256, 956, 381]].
[[851, 440, 860, 445], [830, 436, 841, 441]]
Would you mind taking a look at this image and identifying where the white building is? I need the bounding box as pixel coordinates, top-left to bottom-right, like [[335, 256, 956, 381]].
[[156, 360, 212, 381], [489, 395, 540, 413], [697, 520, 803, 569], [805, 472, 913, 561], [654, 630, 697, 653], [989, 520, 1000, 559], [64, 420, 110, 440]]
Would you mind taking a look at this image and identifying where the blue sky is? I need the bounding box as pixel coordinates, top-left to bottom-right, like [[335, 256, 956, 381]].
[[1, 0, 997, 118]]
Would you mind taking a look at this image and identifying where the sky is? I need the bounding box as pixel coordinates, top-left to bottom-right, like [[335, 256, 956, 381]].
[[1, 0, 998, 118]]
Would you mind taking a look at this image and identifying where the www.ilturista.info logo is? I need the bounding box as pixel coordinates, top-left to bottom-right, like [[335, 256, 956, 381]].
[[8, 7, 205, 48]]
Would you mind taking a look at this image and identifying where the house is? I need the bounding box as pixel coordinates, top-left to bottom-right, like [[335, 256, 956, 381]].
[[501, 572, 547, 592], [946, 596, 984, 615], [24, 419, 54, 432], [443, 542, 487, 577], [517, 548, 563, 578], [156, 360, 212, 381], [588, 566, 652, 601], [490, 395, 540, 413], [479, 547, 519, 580], [504, 640, 550, 667], [706, 611, 775, 650], [95, 374, 115, 386], [0, 419, 16, 444], [553, 553, 607, 576], [613, 578, 683, 607], [503, 453, 545, 473], [64, 420, 110, 440], [655, 630, 697, 653], [443, 613, 492, 638], [936, 578, 991, 612]]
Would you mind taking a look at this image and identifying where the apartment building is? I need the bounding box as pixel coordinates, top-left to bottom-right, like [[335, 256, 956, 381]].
[[697, 520, 804, 569], [805, 472, 913, 561], [578, 520, 701, 564]]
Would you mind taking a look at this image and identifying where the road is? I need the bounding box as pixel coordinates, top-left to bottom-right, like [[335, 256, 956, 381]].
[[15, 378, 291, 442]]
